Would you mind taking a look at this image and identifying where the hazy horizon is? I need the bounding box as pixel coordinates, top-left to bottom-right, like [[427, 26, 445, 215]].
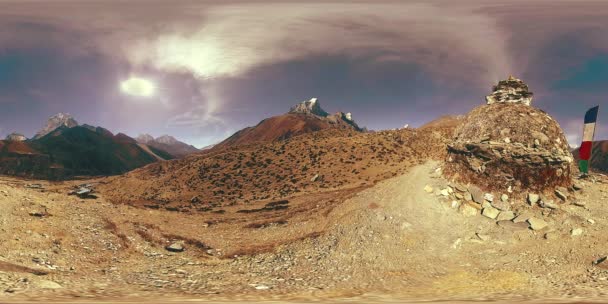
[[1, 0, 607, 148]]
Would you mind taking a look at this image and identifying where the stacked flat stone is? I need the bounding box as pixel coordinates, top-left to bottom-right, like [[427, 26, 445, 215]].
[[485, 75, 533, 106]]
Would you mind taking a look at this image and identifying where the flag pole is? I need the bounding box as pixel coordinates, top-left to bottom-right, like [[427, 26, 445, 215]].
[[579, 105, 600, 177]]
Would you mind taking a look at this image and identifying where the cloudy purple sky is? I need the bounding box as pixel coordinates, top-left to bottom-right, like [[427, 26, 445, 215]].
[[0, 0, 607, 147]]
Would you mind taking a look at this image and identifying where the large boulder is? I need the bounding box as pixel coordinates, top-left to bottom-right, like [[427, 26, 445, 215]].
[[445, 77, 573, 193]]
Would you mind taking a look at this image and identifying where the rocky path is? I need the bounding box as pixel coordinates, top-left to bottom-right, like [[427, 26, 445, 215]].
[[228, 161, 608, 301], [264, 161, 533, 299], [1, 163, 608, 302]]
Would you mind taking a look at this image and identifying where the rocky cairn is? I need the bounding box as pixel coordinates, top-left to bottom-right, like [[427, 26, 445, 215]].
[[445, 76, 573, 193], [485, 75, 533, 106]]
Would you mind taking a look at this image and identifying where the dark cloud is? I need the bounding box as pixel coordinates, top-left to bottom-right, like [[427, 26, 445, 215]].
[[0, 0, 607, 147]]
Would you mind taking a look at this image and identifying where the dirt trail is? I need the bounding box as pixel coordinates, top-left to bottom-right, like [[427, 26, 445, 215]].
[[280, 161, 531, 298], [247, 161, 608, 301], [1, 162, 608, 302]]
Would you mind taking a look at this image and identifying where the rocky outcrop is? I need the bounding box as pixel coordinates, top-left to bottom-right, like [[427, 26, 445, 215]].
[[325, 111, 362, 131], [135, 134, 199, 158], [289, 98, 329, 117], [34, 113, 78, 139], [485, 76, 533, 106], [445, 77, 573, 193], [288, 98, 361, 130], [155, 135, 180, 145], [136, 134, 155, 144], [214, 98, 363, 149], [5, 133, 26, 141]]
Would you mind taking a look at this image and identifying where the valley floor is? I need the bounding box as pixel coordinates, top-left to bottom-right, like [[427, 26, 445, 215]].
[[1, 162, 608, 303]]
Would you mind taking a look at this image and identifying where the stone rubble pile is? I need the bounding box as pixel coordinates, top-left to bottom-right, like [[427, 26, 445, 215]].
[[68, 183, 98, 199], [423, 175, 586, 235]]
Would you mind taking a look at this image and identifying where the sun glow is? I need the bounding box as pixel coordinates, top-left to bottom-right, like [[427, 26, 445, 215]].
[[120, 77, 156, 97]]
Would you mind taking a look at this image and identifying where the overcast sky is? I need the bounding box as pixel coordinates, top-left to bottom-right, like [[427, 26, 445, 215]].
[[0, 0, 607, 147]]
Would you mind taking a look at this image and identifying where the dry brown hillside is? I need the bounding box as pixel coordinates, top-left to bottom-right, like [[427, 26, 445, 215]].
[[212, 98, 362, 149], [3, 160, 608, 302], [213, 114, 345, 149], [5, 114, 608, 302], [99, 124, 457, 213], [419, 115, 464, 131]]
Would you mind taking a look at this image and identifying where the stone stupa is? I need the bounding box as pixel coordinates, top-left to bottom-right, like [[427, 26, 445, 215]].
[[445, 76, 573, 194]]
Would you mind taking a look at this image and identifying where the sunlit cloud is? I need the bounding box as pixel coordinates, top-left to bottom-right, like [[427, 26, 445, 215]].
[[120, 77, 156, 97], [1, 1, 608, 146], [127, 3, 512, 86]]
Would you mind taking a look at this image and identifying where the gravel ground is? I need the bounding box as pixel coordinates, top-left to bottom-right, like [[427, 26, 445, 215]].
[[1, 162, 608, 303]]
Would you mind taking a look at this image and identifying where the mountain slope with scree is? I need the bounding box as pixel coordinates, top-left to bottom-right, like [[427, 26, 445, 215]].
[[100, 123, 454, 212], [0, 114, 176, 179], [213, 98, 362, 149]]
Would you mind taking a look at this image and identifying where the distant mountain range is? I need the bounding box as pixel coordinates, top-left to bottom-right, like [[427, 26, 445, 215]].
[[0, 113, 197, 179], [0, 99, 358, 179], [136, 134, 199, 158], [213, 98, 363, 149], [100, 102, 458, 212]]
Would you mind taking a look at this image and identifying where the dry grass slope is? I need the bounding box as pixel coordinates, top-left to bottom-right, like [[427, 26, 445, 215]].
[[100, 124, 457, 213]]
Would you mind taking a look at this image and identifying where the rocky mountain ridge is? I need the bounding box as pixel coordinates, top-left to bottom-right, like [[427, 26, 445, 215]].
[[214, 98, 362, 149], [136, 134, 155, 144], [0, 114, 177, 179], [288, 97, 330, 117], [289, 97, 359, 129], [33, 113, 79, 139], [136, 134, 199, 158], [155, 135, 181, 145]]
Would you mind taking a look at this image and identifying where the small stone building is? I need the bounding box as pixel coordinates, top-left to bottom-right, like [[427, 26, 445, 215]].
[[445, 76, 573, 193]]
